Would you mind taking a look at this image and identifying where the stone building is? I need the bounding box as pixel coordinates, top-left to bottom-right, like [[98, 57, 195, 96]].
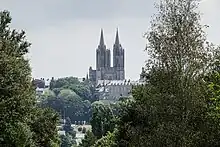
[[89, 29, 125, 83], [96, 79, 144, 103], [95, 68, 146, 102], [88, 29, 146, 102]]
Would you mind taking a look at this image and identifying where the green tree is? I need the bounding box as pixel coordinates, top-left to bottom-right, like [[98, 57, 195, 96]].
[[64, 117, 72, 132], [93, 131, 117, 147], [45, 76, 95, 122], [49, 77, 94, 101], [42, 88, 85, 122], [30, 108, 60, 146], [58, 89, 78, 99], [43, 89, 56, 98], [116, 0, 220, 146], [91, 101, 115, 139], [0, 10, 35, 146], [0, 10, 60, 147], [63, 117, 76, 138], [205, 57, 220, 119], [60, 134, 72, 147], [82, 100, 92, 122], [79, 130, 97, 147], [58, 89, 84, 120], [38, 89, 55, 102]]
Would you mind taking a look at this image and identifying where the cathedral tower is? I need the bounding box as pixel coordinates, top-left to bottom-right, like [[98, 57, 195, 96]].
[[96, 29, 111, 69], [113, 28, 125, 80], [89, 28, 125, 83]]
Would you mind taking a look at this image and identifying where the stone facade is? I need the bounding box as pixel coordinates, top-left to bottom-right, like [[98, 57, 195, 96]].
[[96, 79, 144, 102], [88, 29, 146, 102], [89, 29, 125, 83]]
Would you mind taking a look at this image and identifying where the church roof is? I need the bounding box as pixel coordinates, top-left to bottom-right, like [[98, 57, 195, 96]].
[[99, 29, 105, 46], [115, 28, 120, 45], [96, 79, 144, 87]]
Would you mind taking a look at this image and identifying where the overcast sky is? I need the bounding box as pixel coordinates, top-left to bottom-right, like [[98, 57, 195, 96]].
[[1, 0, 219, 80]]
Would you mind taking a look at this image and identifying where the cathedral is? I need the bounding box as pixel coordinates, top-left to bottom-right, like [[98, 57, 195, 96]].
[[87, 28, 145, 102], [89, 29, 125, 83]]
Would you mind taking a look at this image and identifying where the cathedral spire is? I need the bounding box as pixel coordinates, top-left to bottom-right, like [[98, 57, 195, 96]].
[[115, 28, 120, 45], [99, 28, 105, 46]]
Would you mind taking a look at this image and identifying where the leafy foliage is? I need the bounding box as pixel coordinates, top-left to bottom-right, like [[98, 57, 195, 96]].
[[205, 58, 220, 119], [60, 134, 72, 147], [115, 0, 220, 146], [93, 131, 117, 147], [30, 108, 60, 146], [41, 77, 95, 122], [63, 117, 75, 137], [0, 10, 60, 147], [50, 77, 95, 102], [91, 101, 116, 139], [79, 131, 97, 147], [41, 88, 90, 122], [0, 11, 35, 145]]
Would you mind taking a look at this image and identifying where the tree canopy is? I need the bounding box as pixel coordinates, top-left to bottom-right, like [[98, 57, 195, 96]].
[[40, 76, 97, 123], [114, 0, 220, 146], [0, 10, 60, 146]]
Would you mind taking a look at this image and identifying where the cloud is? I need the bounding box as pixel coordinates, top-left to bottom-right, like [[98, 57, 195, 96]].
[[199, 0, 220, 43], [28, 18, 149, 79], [1, 0, 219, 80]]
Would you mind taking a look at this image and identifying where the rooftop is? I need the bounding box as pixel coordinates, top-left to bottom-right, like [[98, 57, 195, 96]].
[[96, 79, 145, 86]]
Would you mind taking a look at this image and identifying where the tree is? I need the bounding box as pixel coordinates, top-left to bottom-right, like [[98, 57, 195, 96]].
[[0, 10, 35, 146], [0, 10, 60, 146], [116, 0, 220, 146], [58, 89, 84, 121], [79, 131, 97, 147], [41, 88, 85, 122], [205, 57, 220, 119], [93, 131, 117, 147], [63, 117, 76, 138], [43, 89, 56, 98], [38, 89, 55, 102], [44, 77, 95, 122], [91, 101, 115, 139], [82, 100, 92, 122], [58, 89, 78, 99], [30, 108, 60, 146], [49, 77, 94, 101], [60, 135, 72, 147]]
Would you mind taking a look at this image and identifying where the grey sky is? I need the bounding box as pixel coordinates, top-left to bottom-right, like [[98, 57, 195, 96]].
[[1, 0, 219, 80]]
